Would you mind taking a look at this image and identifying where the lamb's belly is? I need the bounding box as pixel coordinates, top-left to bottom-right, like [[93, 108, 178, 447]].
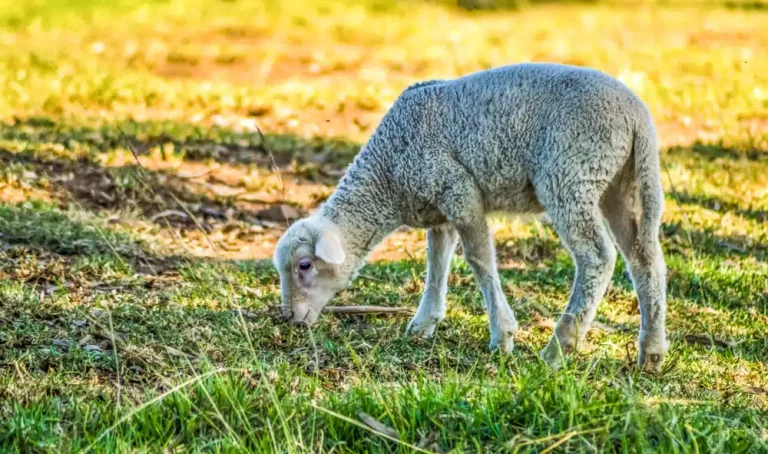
[[483, 181, 544, 215], [459, 147, 542, 214]]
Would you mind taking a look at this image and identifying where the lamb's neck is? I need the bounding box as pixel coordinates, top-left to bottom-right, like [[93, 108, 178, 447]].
[[320, 162, 401, 264]]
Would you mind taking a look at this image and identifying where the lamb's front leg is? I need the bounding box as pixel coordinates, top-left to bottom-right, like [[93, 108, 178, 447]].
[[455, 219, 519, 353], [407, 225, 459, 337]]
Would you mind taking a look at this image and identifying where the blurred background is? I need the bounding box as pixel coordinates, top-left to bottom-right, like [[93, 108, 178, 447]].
[[1, 0, 765, 146], [0, 0, 765, 260]]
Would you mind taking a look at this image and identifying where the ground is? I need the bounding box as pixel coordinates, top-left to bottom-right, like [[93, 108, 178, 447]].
[[0, 0, 766, 452]]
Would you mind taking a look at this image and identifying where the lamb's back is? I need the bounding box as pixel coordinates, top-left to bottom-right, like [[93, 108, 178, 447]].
[[400, 64, 643, 195], [347, 63, 647, 222]]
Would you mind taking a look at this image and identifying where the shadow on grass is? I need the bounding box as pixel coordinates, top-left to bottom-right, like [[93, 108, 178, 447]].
[[668, 141, 768, 163], [0, 147, 274, 232], [1, 117, 361, 172], [1, 116, 765, 316], [0, 202, 185, 278], [662, 222, 766, 264], [674, 190, 767, 224], [0, 117, 364, 238]]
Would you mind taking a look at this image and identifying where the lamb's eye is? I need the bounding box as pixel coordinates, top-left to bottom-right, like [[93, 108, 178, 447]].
[[298, 260, 313, 271]]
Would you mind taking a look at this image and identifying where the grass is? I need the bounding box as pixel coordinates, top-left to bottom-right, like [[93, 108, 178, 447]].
[[0, 0, 766, 452]]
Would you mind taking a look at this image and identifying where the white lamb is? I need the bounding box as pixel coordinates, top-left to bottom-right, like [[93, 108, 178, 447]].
[[272, 63, 669, 372]]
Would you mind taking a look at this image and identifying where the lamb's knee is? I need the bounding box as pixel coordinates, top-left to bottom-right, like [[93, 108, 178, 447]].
[[629, 240, 667, 294], [574, 240, 617, 279], [631, 236, 663, 270], [595, 237, 617, 266]]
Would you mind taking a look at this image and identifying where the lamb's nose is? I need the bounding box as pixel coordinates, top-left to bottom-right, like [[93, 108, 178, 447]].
[[291, 304, 311, 325]]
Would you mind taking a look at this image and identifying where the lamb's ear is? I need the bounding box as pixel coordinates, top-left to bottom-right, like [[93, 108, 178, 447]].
[[315, 229, 345, 265]]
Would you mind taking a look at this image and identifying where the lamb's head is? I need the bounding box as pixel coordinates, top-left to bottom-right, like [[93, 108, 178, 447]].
[[273, 215, 352, 326]]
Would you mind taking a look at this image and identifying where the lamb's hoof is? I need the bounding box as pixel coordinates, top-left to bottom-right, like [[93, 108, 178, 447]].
[[638, 332, 668, 373], [406, 314, 442, 337], [539, 337, 574, 369], [638, 352, 664, 373], [489, 331, 515, 354]]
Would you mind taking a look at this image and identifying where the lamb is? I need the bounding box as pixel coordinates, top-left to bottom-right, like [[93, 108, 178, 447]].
[[272, 63, 669, 372]]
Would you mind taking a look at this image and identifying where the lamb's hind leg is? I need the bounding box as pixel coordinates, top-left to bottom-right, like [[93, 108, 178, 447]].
[[602, 187, 668, 372], [540, 202, 617, 368], [407, 225, 459, 336]]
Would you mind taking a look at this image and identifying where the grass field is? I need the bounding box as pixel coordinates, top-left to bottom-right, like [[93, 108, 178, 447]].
[[0, 0, 766, 452]]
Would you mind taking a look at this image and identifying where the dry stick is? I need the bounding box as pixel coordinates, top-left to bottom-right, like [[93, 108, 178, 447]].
[[541, 431, 578, 454], [311, 404, 433, 454], [358, 273, 385, 283], [322, 305, 413, 315], [683, 334, 736, 349], [357, 412, 399, 439], [150, 210, 189, 222], [168, 192, 217, 252], [514, 427, 604, 449], [176, 166, 218, 180], [107, 312, 122, 413]]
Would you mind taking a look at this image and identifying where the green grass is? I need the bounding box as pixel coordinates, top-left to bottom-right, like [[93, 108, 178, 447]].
[[0, 0, 766, 452]]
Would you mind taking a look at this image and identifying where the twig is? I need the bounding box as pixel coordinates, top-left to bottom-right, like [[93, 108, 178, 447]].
[[683, 334, 736, 349], [311, 404, 432, 454], [591, 321, 619, 334], [357, 412, 399, 439], [541, 431, 578, 454], [322, 306, 414, 316], [107, 311, 122, 413], [358, 273, 386, 283], [150, 210, 189, 222], [176, 167, 217, 180]]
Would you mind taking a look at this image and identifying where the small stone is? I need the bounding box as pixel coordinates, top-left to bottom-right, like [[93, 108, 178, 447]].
[[97, 331, 127, 344], [233, 309, 259, 320], [22, 170, 38, 180], [83, 344, 102, 353], [90, 309, 105, 319], [53, 338, 73, 349]]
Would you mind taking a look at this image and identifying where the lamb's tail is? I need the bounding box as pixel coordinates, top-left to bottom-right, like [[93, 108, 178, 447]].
[[632, 108, 664, 262]]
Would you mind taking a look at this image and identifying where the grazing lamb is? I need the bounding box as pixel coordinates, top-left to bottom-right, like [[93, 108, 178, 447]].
[[272, 63, 669, 372]]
